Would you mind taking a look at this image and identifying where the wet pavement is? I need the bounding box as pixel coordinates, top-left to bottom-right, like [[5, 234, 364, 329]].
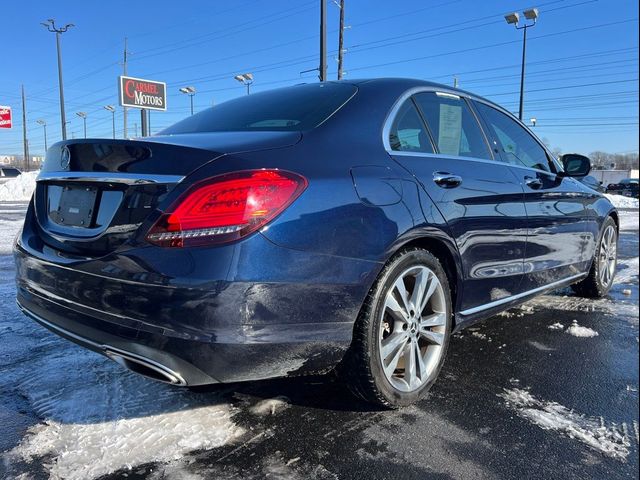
[[1, 203, 638, 480]]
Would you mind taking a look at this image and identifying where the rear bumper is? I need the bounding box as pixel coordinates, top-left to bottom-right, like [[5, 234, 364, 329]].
[[14, 231, 380, 385]]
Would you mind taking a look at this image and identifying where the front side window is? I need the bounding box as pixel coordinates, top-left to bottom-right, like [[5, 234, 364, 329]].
[[474, 101, 554, 173], [413, 92, 491, 160], [388, 100, 434, 153]]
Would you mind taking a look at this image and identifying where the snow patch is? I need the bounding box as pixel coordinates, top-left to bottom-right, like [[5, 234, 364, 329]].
[[616, 257, 639, 284], [471, 331, 488, 341], [3, 346, 244, 480], [500, 388, 630, 459], [566, 320, 599, 338], [249, 396, 290, 416], [605, 194, 639, 209], [548, 322, 565, 330], [0, 219, 23, 254], [0, 171, 38, 201]]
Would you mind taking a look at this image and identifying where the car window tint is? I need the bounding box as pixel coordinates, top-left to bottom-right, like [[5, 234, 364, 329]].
[[413, 92, 491, 159], [388, 100, 434, 153], [3, 168, 20, 177], [474, 101, 553, 173], [161, 83, 357, 133]]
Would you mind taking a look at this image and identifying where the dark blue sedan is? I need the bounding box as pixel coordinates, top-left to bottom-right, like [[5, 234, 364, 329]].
[[14, 79, 618, 407]]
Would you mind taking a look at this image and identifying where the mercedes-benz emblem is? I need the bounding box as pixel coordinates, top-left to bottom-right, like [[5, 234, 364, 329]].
[[60, 146, 71, 169]]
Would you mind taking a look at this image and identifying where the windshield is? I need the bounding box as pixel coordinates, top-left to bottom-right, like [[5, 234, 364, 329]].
[[161, 82, 357, 134]]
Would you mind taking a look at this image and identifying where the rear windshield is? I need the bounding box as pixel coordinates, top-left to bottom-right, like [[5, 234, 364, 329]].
[[161, 82, 357, 134]]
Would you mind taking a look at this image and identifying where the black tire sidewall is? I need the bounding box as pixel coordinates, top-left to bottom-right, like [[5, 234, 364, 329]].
[[366, 249, 452, 407]]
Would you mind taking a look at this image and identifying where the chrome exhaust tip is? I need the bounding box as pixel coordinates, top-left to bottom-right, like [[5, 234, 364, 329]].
[[105, 348, 187, 386]]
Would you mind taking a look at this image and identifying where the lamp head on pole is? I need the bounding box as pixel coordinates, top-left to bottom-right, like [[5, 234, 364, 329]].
[[179, 86, 196, 95], [104, 105, 115, 113], [234, 73, 254, 85], [76, 112, 86, 119], [36, 119, 46, 126], [504, 12, 520, 25]]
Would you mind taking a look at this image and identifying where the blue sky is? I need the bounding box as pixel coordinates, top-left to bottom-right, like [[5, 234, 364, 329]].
[[0, 0, 637, 156]]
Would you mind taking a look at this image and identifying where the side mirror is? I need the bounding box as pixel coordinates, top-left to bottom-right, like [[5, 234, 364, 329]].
[[561, 154, 591, 177]]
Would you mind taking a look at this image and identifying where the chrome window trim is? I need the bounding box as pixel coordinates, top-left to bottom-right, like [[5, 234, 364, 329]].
[[37, 172, 184, 185], [390, 151, 508, 168], [459, 272, 587, 316]]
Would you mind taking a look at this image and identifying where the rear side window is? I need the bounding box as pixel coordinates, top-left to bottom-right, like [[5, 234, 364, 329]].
[[388, 100, 434, 153], [161, 83, 357, 134], [414, 92, 491, 160], [474, 101, 554, 173]]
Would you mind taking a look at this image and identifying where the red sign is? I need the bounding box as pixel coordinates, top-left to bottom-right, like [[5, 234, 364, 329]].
[[119, 76, 167, 111], [0, 106, 11, 129]]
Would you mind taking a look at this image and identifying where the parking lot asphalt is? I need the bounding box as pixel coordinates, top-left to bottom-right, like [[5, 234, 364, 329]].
[[1, 203, 638, 480]]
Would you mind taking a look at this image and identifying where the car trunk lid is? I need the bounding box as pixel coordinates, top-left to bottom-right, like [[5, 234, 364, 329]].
[[33, 133, 300, 256]]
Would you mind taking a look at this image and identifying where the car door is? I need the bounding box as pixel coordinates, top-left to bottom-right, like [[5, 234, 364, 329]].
[[472, 100, 590, 290], [386, 90, 529, 313]]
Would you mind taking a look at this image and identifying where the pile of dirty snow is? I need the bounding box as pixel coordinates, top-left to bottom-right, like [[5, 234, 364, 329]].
[[605, 194, 639, 209], [0, 171, 38, 201]]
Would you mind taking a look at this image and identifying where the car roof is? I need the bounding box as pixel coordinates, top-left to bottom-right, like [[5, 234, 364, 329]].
[[347, 77, 493, 99]]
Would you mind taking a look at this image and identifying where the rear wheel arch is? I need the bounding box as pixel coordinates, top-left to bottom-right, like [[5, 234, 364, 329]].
[[390, 234, 462, 315]]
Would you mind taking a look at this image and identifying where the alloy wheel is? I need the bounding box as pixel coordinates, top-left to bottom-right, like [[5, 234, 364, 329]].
[[599, 224, 617, 287], [378, 265, 447, 393]]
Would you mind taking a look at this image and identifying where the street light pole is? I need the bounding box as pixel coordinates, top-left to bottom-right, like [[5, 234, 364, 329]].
[[104, 105, 116, 139], [42, 19, 74, 141], [36, 119, 48, 151], [179, 86, 197, 114], [233, 74, 253, 95], [505, 8, 538, 121], [76, 112, 87, 138]]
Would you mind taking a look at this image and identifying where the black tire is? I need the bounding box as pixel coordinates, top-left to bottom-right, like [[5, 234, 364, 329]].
[[571, 216, 618, 298], [341, 248, 453, 408]]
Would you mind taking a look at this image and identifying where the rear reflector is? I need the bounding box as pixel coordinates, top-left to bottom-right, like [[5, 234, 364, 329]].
[[146, 169, 307, 247]]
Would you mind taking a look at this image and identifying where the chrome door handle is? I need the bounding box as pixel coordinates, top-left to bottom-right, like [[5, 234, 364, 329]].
[[524, 176, 543, 190], [433, 172, 462, 188]]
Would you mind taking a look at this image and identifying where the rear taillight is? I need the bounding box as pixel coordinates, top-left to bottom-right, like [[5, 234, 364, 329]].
[[146, 169, 307, 247]]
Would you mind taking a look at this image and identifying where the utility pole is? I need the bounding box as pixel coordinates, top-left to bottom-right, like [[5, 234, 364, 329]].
[[21, 85, 29, 171], [337, 0, 345, 80], [123, 37, 129, 138], [42, 19, 74, 141], [453, 76, 459, 88], [319, 0, 327, 81]]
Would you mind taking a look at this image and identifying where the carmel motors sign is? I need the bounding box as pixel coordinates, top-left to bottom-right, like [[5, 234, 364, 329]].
[[119, 76, 167, 111]]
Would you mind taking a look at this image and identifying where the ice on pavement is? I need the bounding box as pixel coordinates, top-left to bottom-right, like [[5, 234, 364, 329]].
[[565, 320, 599, 338], [0, 171, 38, 201], [500, 388, 631, 459]]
